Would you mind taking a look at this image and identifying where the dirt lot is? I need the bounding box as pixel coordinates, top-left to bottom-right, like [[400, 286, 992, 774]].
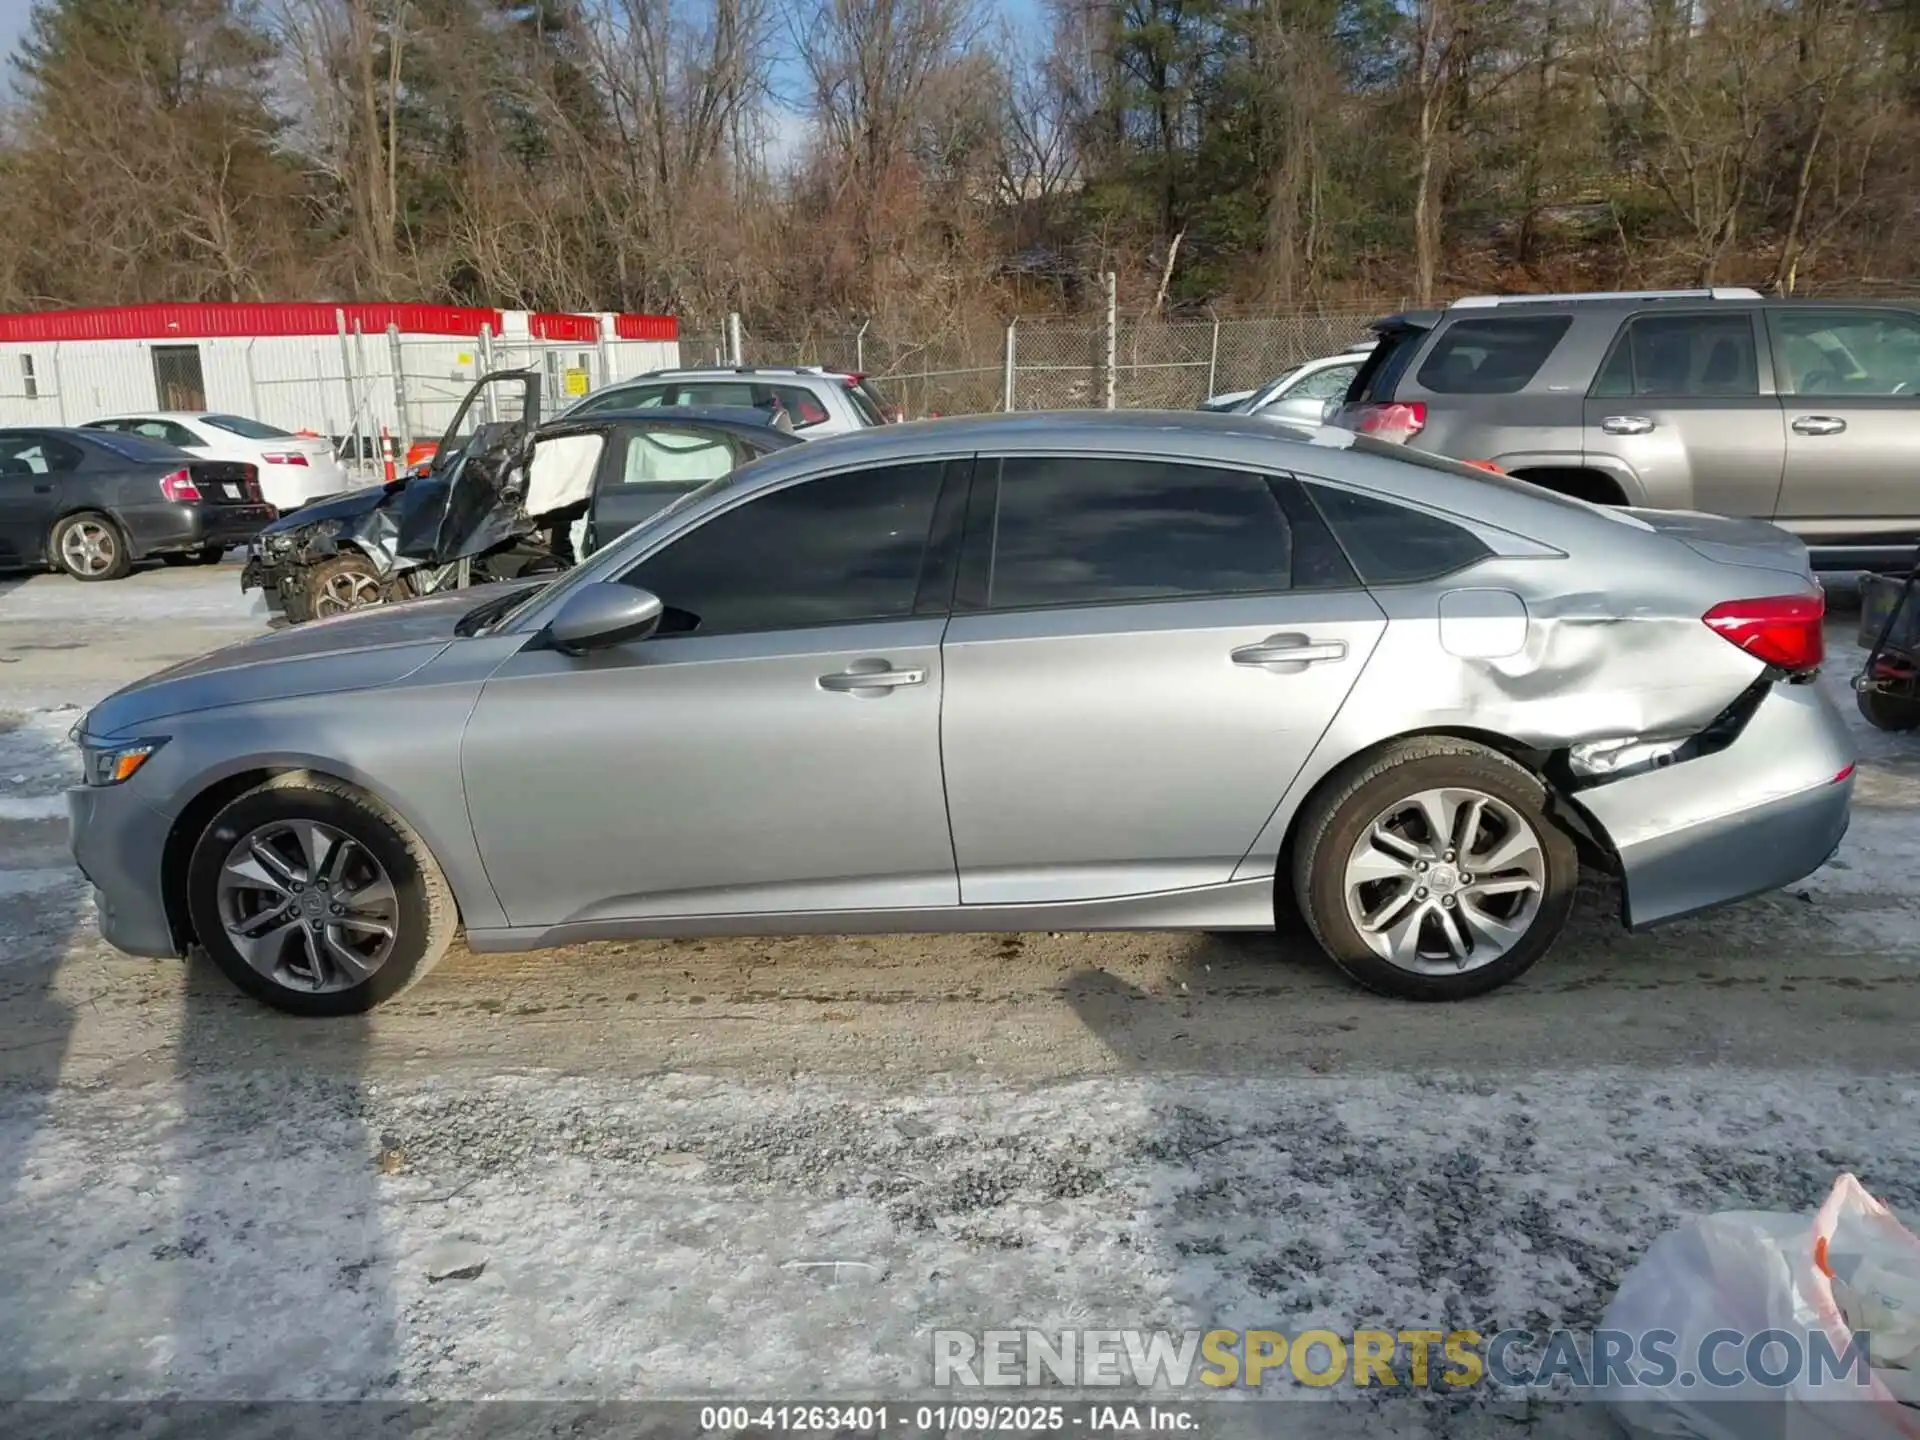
[[2, 561, 1918, 1428]]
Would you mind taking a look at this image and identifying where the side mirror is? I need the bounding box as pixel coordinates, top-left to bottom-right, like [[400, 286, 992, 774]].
[[547, 582, 663, 655], [1321, 397, 1342, 423]]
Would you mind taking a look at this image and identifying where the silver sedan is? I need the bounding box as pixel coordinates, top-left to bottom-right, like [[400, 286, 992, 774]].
[[67, 411, 1854, 1015]]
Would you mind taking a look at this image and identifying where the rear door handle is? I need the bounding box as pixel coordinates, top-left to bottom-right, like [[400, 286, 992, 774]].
[[1793, 415, 1848, 436], [1232, 635, 1348, 669], [31, 483, 52, 494], [1600, 415, 1656, 436], [818, 661, 927, 693]]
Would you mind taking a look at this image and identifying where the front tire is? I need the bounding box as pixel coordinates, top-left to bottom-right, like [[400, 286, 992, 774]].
[[1291, 739, 1578, 1001], [51, 511, 131, 581], [186, 776, 457, 1016], [304, 554, 386, 620]]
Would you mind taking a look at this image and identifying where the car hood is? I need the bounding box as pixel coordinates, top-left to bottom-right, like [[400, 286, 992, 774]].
[[265, 480, 400, 533], [82, 588, 512, 738]]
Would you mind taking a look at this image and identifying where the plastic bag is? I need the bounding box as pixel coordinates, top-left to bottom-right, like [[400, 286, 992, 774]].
[[1601, 1174, 1920, 1440]]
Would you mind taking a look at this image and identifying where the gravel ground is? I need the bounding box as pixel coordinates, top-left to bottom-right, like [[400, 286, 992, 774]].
[[1, 561, 1917, 1437]]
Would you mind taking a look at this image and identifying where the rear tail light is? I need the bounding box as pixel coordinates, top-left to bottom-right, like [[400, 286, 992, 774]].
[[1703, 593, 1825, 673], [1349, 401, 1427, 442], [263, 452, 310, 466], [159, 468, 201, 502]]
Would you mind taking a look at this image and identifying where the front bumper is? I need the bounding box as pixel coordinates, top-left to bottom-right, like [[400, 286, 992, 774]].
[[1573, 679, 1855, 928], [67, 782, 182, 959], [240, 548, 297, 619]]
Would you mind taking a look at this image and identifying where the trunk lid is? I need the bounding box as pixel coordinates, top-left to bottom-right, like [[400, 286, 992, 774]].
[[1618, 507, 1814, 582], [187, 460, 263, 506]]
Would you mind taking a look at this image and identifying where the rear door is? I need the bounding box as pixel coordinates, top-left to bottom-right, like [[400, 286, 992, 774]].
[[939, 454, 1386, 905], [585, 423, 746, 554], [1581, 309, 1784, 516], [0, 431, 75, 565], [1766, 306, 1920, 547]]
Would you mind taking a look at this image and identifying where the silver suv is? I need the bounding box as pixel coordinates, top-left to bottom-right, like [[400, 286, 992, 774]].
[[559, 365, 900, 437], [1336, 288, 1920, 571]]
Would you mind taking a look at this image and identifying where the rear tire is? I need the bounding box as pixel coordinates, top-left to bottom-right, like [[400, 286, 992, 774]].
[[185, 776, 456, 1016], [50, 511, 131, 581], [1857, 685, 1920, 732], [1291, 738, 1578, 1001]]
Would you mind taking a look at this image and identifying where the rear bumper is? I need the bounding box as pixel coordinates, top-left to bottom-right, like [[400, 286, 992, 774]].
[[1572, 679, 1855, 929], [67, 783, 181, 959], [119, 501, 275, 559]]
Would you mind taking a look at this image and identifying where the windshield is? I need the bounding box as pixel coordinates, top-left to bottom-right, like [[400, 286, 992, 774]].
[[1236, 365, 1305, 412], [202, 414, 295, 440]]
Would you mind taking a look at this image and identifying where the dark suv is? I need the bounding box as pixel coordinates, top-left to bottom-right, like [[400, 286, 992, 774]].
[[1335, 288, 1920, 570]]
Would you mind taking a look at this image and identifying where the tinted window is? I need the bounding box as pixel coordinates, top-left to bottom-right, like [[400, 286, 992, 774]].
[[618, 427, 737, 486], [849, 379, 895, 425], [673, 381, 757, 408], [1353, 328, 1422, 402], [984, 457, 1294, 610], [0, 433, 83, 474], [1416, 316, 1572, 394], [1770, 309, 1920, 396], [1306, 484, 1491, 585], [577, 385, 669, 414], [202, 414, 294, 440], [1591, 313, 1758, 397], [620, 462, 942, 636], [765, 385, 831, 428]]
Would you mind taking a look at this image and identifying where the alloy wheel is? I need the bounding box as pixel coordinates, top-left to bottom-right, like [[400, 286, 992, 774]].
[[314, 568, 382, 616], [59, 521, 117, 578], [214, 820, 400, 993], [1341, 786, 1547, 975]]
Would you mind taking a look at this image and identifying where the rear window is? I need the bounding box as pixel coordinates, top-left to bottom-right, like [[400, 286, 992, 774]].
[[81, 430, 187, 462], [1415, 315, 1572, 394], [1305, 483, 1492, 585], [846, 379, 892, 425], [201, 414, 293, 440], [1351, 328, 1425, 402]]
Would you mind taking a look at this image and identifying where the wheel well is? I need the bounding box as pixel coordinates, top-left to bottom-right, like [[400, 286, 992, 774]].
[[47, 507, 124, 564], [159, 767, 294, 949], [1506, 466, 1629, 506], [1270, 727, 1607, 925]]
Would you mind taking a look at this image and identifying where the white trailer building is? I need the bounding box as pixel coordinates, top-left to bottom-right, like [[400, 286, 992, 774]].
[[0, 302, 682, 453]]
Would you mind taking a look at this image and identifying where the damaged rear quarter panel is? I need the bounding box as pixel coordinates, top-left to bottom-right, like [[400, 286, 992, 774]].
[[1230, 551, 1771, 884]]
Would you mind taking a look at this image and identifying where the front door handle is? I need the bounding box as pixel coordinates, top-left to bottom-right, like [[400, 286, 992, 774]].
[[818, 660, 927, 694], [1793, 415, 1848, 436], [1232, 635, 1348, 669], [31, 483, 52, 494], [1600, 415, 1656, 436]]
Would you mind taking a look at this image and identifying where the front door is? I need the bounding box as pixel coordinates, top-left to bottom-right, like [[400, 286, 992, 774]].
[[461, 459, 963, 928], [0, 433, 77, 566], [1581, 309, 1785, 516], [939, 455, 1387, 905], [1766, 306, 1920, 549], [584, 423, 742, 555]]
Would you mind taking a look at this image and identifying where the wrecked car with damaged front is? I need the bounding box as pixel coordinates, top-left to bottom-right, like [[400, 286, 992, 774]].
[[241, 370, 799, 623]]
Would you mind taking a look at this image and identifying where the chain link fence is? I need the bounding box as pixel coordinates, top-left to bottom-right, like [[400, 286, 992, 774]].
[[701, 308, 1387, 418]]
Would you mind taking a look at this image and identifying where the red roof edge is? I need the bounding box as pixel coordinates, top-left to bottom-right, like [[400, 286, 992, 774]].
[[528, 312, 600, 343], [613, 314, 678, 342], [0, 302, 510, 344]]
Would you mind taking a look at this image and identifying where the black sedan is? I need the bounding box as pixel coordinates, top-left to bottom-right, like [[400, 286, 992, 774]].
[[0, 426, 274, 581]]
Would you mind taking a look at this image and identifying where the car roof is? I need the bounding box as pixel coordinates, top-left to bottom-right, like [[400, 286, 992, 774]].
[[622, 366, 855, 382], [540, 405, 803, 438], [715, 409, 1613, 528], [87, 411, 212, 422]]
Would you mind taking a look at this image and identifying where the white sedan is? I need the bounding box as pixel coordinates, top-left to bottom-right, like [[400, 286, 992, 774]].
[[83, 412, 349, 512]]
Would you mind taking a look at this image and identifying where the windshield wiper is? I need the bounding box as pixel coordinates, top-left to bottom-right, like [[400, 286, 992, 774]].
[[455, 582, 546, 637]]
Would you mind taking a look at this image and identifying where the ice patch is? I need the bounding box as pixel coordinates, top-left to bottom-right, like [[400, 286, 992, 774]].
[[0, 868, 74, 898], [0, 794, 67, 822]]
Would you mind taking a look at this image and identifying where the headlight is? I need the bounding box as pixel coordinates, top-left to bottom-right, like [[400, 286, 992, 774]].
[[81, 737, 167, 787]]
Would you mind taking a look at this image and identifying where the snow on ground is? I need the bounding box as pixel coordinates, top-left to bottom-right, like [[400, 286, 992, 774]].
[[2, 1067, 1915, 1412]]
